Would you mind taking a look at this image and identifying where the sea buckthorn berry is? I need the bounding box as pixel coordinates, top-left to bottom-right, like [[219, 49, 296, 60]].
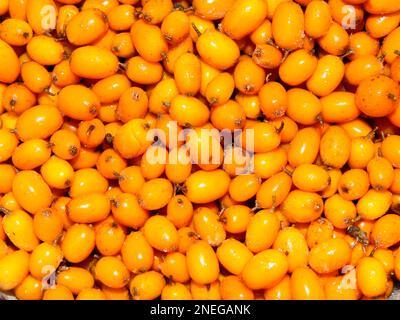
[[50, 129, 81, 160], [117, 87, 148, 122], [367, 156, 395, 191], [0, 250, 30, 291], [61, 223, 95, 263], [122, 231, 154, 273], [192, 0, 235, 20], [381, 135, 400, 168], [166, 195, 193, 229], [66, 8, 108, 46], [56, 4, 79, 38], [252, 44, 283, 70], [0, 164, 16, 194], [160, 252, 190, 283], [371, 214, 400, 248], [70, 46, 119, 79], [138, 178, 173, 211], [33, 208, 63, 243], [12, 170, 52, 214], [0, 39, 20, 83], [111, 192, 149, 229], [282, 190, 323, 223], [129, 271, 165, 300], [264, 274, 292, 300], [292, 164, 330, 192], [272, 2, 305, 51], [113, 119, 154, 159], [357, 189, 392, 220], [15, 275, 43, 300], [0, 192, 21, 213], [148, 78, 178, 114], [229, 174, 261, 203], [254, 147, 288, 179], [118, 166, 145, 195], [234, 57, 266, 95], [16, 105, 62, 142], [304, 0, 331, 39], [348, 135, 376, 170], [26, 35, 64, 66], [69, 168, 108, 198], [2, 83, 37, 115], [306, 55, 345, 97], [309, 238, 351, 274], [125, 56, 163, 85], [2, 209, 39, 252], [186, 240, 220, 285], [97, 148, 127, 179], [161, 10, 189, 44], [242, 121, 281, 153], [57, 85, 100, 121], [273, 227, 309, 273], [77, 119, 106, 149], [12, 138, 51, 170], [67, 193, 110, 224], [29, 242, 63, 279], [258, 82, 287, 120], [279, 49, 317, 87], [81, 0, 119, 13], [141, 0, 173, 25], [174, 52, 201, 96], [101, 285, 129, 301], [111, 32, 135, 58], [356, 257, 388, 298], [92, 74, 131, 105], [287, 88, 321, 126], [57, 267, 95, 296], [193, 207, 226, 246], [256, 171, 292, 209], [306, 218, 334, 249], [245, 210, 280, 253], [164, 36, 194, 73], [185, 170, 230, 204], [220, 275, 254, 300], [317, 22, 349, 56], [196, 29, 240, 70], [143, 215, 178, 253], [345, 55, 383, 87], [26, 0, 58, 35], [42, 285, 74, 301], [94, 256, 130, 289], [221, 205, 252, 234], [221, 0, 268, 40], [190, 280, 221, 300], [95, 219, 126, 256], [76, 288, 106, 300], [324, 194, 356, 229], [205, 72, 235, 106], [0, 129, 19, 163], [211, 100, 246, 131], [161, 282, 192, 300], [320, 126, 351, 169], [216, 238, 253, 276], [321, 92, 360, 124], [242, 249, 289, 290], [0, 18, 33, 46], [364, 0, 400, 15], [356, 75, 400, 118], [131, 19, 168, 63], [338, 169, 370, 200], [290, 267, 325, 300]]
